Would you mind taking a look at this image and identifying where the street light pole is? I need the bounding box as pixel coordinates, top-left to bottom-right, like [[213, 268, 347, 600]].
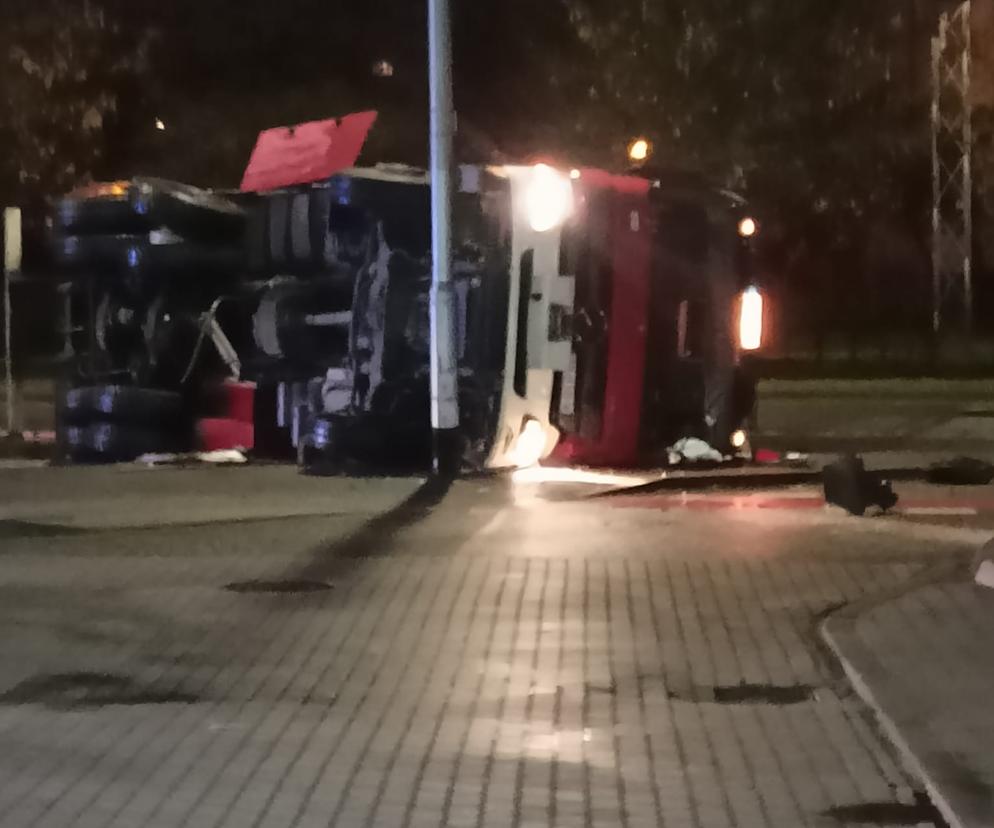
[[428, 0, 461, 476]]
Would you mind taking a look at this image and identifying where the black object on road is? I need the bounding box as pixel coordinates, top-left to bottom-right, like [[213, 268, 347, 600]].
[[926, 456, 994, 486], [823, 455, 899, 516]]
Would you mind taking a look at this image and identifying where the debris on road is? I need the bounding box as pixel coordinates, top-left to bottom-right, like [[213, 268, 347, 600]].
[[823, 454, 899, 516], [821, 795, 948, 827], [135, 449, 249, 467], [667, 437, 726, 464], [927, 456, 994, 486]]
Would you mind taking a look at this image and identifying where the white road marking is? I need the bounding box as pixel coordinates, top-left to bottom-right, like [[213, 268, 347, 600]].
[[901, 507, 979, 517]]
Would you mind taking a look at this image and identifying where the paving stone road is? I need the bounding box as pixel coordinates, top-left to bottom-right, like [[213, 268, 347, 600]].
[[0, 471, 978, 827], [824, 576, 994, 828]]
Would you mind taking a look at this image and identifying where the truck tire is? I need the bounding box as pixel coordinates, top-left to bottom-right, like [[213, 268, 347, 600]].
[[298, 415, 348, 475], [51, 234, 145, 272], [65, 423, 188, 464], [245, 201, 271, 274], [61, 385, 185, 428], [309, 187, 334, 269], [290, 192, 312, 267], [53, 194, 148, 236], [130, 178, 246, 241], [268, 193, 291, 269], [124, 241, 245, 280]]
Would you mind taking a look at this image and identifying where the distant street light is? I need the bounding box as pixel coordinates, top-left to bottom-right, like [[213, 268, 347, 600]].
[[628, 137, 652, 163], [372, 60, 395, 78], [154, 118, 166, 131], [738, 216, 758, 238]]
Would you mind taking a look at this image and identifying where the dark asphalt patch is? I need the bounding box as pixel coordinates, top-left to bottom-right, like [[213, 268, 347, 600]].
[[713, 682, 816, 705], [224, 579, 334, 595], [0, 672, 198, 709], [0, 520, 89, 540], [823, 792, 948, 826], [926, 456, 994, 486], [668, 682, 816, 705]]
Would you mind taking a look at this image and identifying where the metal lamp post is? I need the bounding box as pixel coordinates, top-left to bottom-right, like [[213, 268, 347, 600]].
[[428, 0, 461, 475]]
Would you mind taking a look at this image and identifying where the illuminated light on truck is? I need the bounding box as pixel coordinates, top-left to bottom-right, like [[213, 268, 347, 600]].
[[509, 417, 552, 468], [739, 286, 764, 351], [523, 164, 574, 232]]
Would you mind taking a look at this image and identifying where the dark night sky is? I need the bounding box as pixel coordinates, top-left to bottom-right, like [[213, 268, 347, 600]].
[[127, 0, 590, 186]]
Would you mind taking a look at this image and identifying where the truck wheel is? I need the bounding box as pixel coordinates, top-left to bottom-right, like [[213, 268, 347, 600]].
[[290, 192, 312, 267], [245, 201, 271, 274], [268, 193, 291, 268], [53, 194, 148, 236], [309, 188, 334, 269], [66, 423, 188, 463], [298, 415, 347, 475], [130, 178, 246, 241], [123, 240, 245, 280], [60, 385, 185, 428], [51, 234, 145, 272]]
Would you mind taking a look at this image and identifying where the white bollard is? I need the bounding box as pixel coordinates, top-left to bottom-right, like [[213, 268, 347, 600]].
[[3, 207, 21, 435]]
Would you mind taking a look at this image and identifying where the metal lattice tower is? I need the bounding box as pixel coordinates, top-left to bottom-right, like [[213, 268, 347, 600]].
[[932, 0, 973, 334]]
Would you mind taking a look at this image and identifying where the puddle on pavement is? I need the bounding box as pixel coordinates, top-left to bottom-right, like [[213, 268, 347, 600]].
[[224, 579, 334, 595], [0, 672, 199, 709], [823, 792, 948, 826]]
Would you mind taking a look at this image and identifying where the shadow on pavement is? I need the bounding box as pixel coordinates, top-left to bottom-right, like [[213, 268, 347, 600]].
[[296, 474, 512, 582]]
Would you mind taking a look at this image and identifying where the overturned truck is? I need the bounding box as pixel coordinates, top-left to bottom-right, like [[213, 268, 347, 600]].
[[48, 115, 762, 471]]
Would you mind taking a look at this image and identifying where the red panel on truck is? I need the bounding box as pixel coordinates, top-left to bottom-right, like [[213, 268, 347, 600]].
[[240, 111, 378, 192], [554, 171, 652, 467]]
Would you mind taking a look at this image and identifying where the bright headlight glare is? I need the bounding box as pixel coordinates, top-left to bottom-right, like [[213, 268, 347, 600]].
[[628, 138, 652, 162], [739, 287, 764, 351], [510, 418, 550, 468], [524, 164, 574, 232], [738, 217, 758, 238]]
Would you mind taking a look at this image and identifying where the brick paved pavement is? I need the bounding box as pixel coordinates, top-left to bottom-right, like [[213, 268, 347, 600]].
[[824, 574, 994, 828], [0, 474, 973, 827]]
